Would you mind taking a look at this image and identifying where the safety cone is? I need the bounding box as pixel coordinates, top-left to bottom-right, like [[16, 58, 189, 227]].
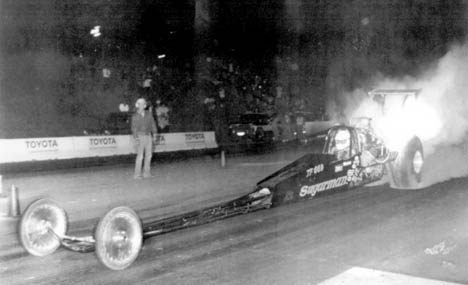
[[8, 185, 20, 217]]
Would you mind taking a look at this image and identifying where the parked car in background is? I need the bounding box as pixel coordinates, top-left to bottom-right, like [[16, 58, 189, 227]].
[[228, 113, 277, 144]]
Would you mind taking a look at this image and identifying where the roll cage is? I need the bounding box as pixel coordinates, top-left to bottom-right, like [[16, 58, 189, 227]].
[[323, 125, 391, 164], [323, 126, 360, 160]]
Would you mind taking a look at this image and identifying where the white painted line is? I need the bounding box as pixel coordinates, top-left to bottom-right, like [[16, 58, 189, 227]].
[[318, 267, 462, 285]]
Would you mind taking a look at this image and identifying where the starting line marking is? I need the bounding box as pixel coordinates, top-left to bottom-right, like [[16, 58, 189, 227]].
[[318, 267, 462, 285]]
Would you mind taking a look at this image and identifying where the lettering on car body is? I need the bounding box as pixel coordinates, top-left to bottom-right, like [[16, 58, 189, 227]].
[[306, 164, 324, 177], [347, 156, 362, 183], [335, 165, 343, 172], [299, 176, 348, 197]]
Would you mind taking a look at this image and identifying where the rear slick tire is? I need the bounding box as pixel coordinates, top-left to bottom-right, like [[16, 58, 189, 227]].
[[388, 137, 424, 189]]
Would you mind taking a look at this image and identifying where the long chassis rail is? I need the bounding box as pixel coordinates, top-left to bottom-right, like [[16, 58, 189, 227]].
[[58, 192, 272, 253]]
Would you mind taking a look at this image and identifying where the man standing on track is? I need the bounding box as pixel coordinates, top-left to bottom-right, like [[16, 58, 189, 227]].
[[131, 98, 158, 179]]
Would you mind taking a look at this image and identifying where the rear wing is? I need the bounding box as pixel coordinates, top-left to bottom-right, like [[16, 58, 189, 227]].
[[367, 89, 421, 114], [368, 89, 421, 97]]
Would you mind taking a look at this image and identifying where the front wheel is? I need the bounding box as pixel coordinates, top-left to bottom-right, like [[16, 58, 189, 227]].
[[387, 137, 424, 189], [95, 206, 143, 270], [19, 199, 68, 256]]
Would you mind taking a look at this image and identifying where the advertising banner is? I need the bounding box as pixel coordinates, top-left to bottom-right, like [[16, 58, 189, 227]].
[[0, 132, 217, 164]]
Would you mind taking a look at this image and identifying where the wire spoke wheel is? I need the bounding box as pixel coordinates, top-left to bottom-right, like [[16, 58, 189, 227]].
[[19, 199, 68, 256], [95, 206, 142, 270]]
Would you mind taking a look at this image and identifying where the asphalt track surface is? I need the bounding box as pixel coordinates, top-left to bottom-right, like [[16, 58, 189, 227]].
[[1, 147, 468, 284]]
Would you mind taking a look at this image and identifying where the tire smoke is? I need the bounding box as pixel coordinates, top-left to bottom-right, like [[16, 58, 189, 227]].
[[330, 43, 468, 186]]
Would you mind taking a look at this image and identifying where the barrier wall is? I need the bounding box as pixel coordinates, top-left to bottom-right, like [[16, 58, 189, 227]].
[[0, 132, 217, 164]]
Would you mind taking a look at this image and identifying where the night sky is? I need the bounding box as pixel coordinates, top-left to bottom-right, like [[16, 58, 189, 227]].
[[1, 0, 466, 68]]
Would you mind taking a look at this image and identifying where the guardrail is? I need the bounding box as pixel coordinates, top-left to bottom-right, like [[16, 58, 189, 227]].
[[0, 132, 217, 164]]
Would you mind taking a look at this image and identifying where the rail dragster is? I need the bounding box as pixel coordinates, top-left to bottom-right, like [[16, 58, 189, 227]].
[[18, 90, 425, 270]]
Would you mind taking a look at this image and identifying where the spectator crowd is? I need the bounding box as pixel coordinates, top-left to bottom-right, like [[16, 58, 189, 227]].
[[29, 51, 328, 139], [116, 55, 326, 135]]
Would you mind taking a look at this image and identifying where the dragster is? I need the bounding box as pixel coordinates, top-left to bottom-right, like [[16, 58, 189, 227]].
[[18, 89, 425, 270]]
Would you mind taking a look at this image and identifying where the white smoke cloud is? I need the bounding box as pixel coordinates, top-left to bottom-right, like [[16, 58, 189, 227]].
[[416, 44, 468, 185], [336, 42, 468, 186]]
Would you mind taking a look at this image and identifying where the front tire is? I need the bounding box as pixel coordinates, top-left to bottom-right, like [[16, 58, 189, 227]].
[[19, 199, 68, 256], [388, 137, 424, 189], [95, 206, 143, 270]]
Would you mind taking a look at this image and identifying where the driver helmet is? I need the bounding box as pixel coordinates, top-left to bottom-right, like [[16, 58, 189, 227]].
[[335, 129, 350, 151]]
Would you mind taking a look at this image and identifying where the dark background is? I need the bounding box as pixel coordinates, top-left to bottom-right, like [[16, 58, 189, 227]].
[[0, 0, 466, 137]]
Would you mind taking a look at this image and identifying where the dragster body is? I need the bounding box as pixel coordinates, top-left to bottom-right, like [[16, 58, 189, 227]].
[[143, 130, 386, 238], [18, 89, 427, 270]]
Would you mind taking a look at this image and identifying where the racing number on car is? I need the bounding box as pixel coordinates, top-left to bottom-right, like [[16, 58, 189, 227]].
[[306, 164, 324, 178]]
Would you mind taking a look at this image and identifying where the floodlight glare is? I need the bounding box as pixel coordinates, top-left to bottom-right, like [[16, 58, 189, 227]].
[[90, 26, 101, 37]]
